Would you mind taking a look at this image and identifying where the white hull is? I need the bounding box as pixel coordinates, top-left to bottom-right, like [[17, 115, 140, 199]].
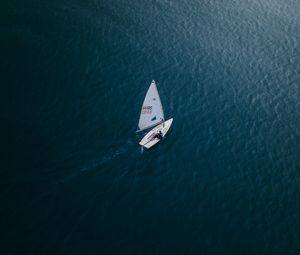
[[139, 118, 173, 149]]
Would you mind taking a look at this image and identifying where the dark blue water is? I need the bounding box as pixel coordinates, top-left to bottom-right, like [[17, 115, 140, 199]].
[[2, 0, 300, 254]]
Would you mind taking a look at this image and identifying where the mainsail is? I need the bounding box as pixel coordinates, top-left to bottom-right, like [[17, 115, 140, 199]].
[[137, 80, 164, 132]]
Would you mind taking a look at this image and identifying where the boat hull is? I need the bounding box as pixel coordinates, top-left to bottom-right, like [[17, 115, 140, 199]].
[[139, 118, 173, 149]]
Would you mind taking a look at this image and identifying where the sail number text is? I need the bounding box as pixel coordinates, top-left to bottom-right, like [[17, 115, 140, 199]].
[[142, 106, 152, 114]]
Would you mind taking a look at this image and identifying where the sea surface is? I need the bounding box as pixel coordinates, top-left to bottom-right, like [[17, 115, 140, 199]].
[[1, 0, 300, 254]]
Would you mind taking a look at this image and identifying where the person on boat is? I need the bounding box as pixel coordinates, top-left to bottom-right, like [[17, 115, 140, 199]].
[[154, 131, 163, 140]]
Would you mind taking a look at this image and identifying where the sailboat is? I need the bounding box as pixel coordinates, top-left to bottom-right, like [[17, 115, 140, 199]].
[[136, 80, 173, 149]]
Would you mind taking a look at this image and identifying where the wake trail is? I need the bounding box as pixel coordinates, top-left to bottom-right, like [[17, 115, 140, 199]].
[[55, 137, 142, 185], [80, 140, 135, 172]]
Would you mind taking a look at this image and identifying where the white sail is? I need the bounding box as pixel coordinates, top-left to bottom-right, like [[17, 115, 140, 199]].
[[138, 80, 164, 131]]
